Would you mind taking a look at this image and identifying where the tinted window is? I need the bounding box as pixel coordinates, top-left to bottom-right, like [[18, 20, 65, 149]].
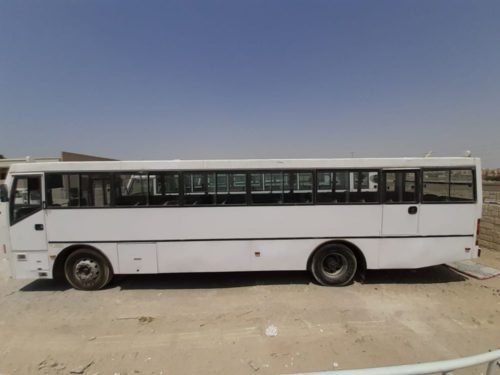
[[46, 174, 80, 207], [250, 172, 287, 204], [349, 171, 379, 202], [149, 173, 180, 206], [423, 169, 475, 202], [317, 170, 379, 203], [80, 174, 112, 207], [450, 169, 474, 201], [383, 171, 418, 203], [216, 173, 247, 205], [284, 172, 313, 204], [183, 172, 215, 205], [10, 176, 42, 224], [316, 171, 349, 203], [114, 173, 147, 206]]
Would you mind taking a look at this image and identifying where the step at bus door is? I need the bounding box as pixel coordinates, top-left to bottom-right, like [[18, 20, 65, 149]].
[[381, 170, 420, 236]]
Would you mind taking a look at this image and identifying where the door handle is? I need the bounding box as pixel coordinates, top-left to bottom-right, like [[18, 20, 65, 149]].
[[408, 206, 418, 215], [34, 224, 44, 231]]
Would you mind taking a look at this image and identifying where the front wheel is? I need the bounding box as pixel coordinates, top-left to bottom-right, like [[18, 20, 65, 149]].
[[311, 244, 357, 286], [64, 249, 113, 290]]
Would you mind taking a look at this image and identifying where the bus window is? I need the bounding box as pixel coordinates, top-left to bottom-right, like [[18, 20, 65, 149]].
[[216, 173, 246, 205], [80, 174, 112, 207], [46, 174, 80, 207], [423, 169, 475, 202], [349, 171, 379, 203], [148, 173, 180, 206], [423, 170, 448, 201], [450, 169, 474, 201], [383, 171, 418, 203], [250, 172, 285, 204], [10, 176, 42, 224], [316, 171, 348, 203], [183, 173, 215, 205], [284, 172, 313, 204], [114, 174, 147, 206]]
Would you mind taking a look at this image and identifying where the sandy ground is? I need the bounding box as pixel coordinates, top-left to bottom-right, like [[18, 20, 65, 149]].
[[0, 250, 499, 375]]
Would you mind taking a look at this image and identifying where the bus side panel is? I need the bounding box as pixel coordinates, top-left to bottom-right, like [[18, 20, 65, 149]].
[[377, 236, 476, 269], [157, 241, 252, 273], [418, 204, 478, 236], [44, 205, 383, 243], [157, 239, 380, 273]]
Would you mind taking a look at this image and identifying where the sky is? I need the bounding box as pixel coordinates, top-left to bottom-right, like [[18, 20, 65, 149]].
[[1, 0, 499, 166]]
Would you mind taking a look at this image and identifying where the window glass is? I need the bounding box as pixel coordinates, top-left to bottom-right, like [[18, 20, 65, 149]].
[[250, 172, 284, 204], [114, 173, 147, 206], [80, 174, 112, 207], [383, 171, 417, 203], [149, 173, 180, 206], [46, 174, 80, 207], [284, 172, 313, 204], [216, 173, 246, 205], [349, 171, 379, 203], [450, 170, 474, 201], [423, 170, 449, 202], [183, 173, 214, 205], [317, 170, 378, 203], [316, 171, 349, 203], [10, 176, 42, 224], [423, 169, 475, 202]]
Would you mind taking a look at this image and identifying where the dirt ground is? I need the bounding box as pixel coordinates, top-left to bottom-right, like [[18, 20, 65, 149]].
[[0, 250, 499, 375]]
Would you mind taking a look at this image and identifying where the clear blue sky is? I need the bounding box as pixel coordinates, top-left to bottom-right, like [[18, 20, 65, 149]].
[[1, 1, 499, 166]]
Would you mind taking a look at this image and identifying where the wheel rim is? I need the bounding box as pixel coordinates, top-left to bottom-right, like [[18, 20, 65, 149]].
[[73, 258, 101, 286], [321, 253, 348, 277]]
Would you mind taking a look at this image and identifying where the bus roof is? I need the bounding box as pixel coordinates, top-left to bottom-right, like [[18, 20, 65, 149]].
[[7, 157, 480, 173]]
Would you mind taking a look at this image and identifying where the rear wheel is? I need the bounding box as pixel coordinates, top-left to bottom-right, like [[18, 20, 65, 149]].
[[311, 243, 357, 286], [64, 249, 113, 290]]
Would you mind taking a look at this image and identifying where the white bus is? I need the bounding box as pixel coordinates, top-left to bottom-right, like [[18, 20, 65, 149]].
[[0, 157, 482, 290]]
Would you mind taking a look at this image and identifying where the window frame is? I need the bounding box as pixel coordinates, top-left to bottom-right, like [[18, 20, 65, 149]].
[[10, 174, 43, 225], [147, 171, 181, 206], [113, 171, 149, 207], [315, 169, 381, 205], [41, 166, 476, 209], [381, 169, 420, 205], [247, 169, 315, 206], [46, 172, 81, 208], [420, 167, 477, 204]]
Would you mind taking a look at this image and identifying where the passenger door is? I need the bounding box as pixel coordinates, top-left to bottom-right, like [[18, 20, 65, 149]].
[[9, 174, 48, 251], [381, 170, 420, 236]]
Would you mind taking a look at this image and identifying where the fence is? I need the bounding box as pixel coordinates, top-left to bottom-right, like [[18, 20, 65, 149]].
[[480, 182, 500, 252]]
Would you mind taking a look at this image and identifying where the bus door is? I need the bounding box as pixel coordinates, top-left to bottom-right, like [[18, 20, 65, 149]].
[[381, 170, 420, 235], [9, 174, 48, 253]]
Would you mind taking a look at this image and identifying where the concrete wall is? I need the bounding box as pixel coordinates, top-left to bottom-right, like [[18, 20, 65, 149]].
[[480, 182, 500, 252]]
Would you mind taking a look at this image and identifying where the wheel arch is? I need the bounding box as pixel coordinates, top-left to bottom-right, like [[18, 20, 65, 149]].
[[307, 240, 367, 276], [52, 244, 114, 280]]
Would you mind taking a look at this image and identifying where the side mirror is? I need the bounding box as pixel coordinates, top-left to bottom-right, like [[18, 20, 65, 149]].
[[0, 184, 7, 202]]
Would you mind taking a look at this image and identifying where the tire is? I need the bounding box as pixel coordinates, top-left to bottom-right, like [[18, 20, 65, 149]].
[[64, 248, 113, 290], [311, 243, 357, 286]]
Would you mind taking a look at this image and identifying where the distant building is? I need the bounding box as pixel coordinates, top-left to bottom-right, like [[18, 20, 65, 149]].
[[483, 168, 500, 181], [0, 151, 115, 184], [60, 151, 115, 162]]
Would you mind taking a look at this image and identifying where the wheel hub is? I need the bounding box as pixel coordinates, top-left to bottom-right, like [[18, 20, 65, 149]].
[[322, 254, 347, 276], [74, 259, 100, 282]]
